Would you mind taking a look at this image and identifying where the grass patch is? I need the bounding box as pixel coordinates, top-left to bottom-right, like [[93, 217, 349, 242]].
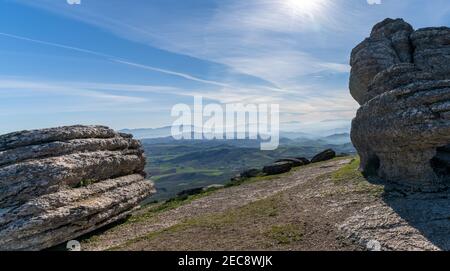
[[126, 187, 222, 224], [332, 158, 362, 182], [74, 179, 96, 188], [176, 196, 282, 231], [114, 196, 284, 250], [225, 156, 352, 188], [265, 224, 304, 244], [331, 157, 384, 197], [224, 173, 287, 188]]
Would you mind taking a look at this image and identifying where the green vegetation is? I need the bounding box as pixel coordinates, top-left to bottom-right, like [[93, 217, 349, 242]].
[[114, 196, 285, 250], [142, 138, 355, 201], [128, 187, 220, 224], [74, 179, 96, 188], [265, 224, 304, 244], [224, 168, 299, 188], [331, 157, 384, 196], [332, 158, 361, 182]]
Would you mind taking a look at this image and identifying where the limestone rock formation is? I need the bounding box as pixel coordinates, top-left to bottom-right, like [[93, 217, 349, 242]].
[[339, 190, 450, 251], [350, 18, 450, 190], [263, 162, 292, 175], [0, 125, 155, 250], [295, 157, 311, 165], [275, 158, 306, 167], [240, 168, 264, 178], [311, 149, 336, 163]]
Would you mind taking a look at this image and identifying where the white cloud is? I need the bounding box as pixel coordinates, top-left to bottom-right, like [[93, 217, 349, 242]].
[[13, 0, 351, 88], [0, 78, 148, 105], [0, 77, 358, 125], [7, 0, 360, 129], [0, 32, 232, 88]]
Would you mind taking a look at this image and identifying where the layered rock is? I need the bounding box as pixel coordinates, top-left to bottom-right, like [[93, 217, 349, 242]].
[[263, 162, 292, 175], [350, 18, 450, 190], [0, 125, 155, 250], [275, 158, 306, 167], [311, 149, 336, 163]]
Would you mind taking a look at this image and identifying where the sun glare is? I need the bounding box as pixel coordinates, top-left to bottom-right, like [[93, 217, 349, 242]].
[[284, 0, 327, 17]]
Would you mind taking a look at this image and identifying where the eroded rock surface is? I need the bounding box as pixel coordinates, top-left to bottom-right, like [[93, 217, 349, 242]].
[[263, 162, 292, 175], [0, 125, 155, 250], [339, 191, 450, 251], [311, 149, 336, 163], [350, 18, 450, 190]]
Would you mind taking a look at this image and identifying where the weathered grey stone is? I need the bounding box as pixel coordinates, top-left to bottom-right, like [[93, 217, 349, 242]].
[[275, 158, 306, 167], [349, 18, 414, 105], [339, 191, 450, 251], [0, 137, 140, 167], [0, 125, 117, 151], [263, 162, 292, 175], [411, 27, 450, 75], [350, 19, 450, 190], [240, 168, 264, 178], [311, 149, 336, 163], [295, 157, 311, 165], [0, 125, 155, 250]]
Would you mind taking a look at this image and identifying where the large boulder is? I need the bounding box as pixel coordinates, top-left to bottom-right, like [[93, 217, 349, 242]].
[[263, 162, 292, 175], [0, 125, 155, 250], [350, 19, 450, 190], [295, 157, 311, 165], [275, 158, 306, 167], [240, 168, 264, 178], [177, 187, 204, 197], [349, 18, 414, 105], [311, 149, 336, 163]]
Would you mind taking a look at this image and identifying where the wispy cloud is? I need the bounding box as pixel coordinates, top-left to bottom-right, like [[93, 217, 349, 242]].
[[0, 31, 233, 88], [0, 78, 148, 104], [6, 0, 369, 132], [113, 59, 231, 88], [13, 0, 351, 88]]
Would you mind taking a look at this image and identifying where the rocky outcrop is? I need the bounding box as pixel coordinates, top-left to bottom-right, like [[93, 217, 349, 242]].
[[339, 190, 450, 251], [311, 149, 336, 163], [240, 168, 264, 178], [0, 125, 155, 250], [295, 157, 311, 165], [263, 162, 292, 175], [350, 18, 450, 190], [275, 158, 307, 167]]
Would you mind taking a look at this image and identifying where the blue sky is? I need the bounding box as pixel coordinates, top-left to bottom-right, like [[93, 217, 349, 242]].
[[0, 0, 449, 134]]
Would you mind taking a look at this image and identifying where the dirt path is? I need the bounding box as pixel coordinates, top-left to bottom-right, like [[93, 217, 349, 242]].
[[83, 158, 353, 251]]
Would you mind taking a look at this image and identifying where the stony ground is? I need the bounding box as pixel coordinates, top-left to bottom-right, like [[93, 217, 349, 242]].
[[81, 157, 449, 251]]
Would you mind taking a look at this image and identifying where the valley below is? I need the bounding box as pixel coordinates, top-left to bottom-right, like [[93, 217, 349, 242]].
[[141, 135, 355, 202]]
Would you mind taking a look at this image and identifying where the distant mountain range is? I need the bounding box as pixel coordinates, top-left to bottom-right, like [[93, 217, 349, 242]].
[[322, 133, 352, 145], [120, 126, 352, 143], [122, 126, 354, 202]]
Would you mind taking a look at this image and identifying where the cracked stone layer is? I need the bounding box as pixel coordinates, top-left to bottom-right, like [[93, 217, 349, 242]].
[[349, 18, 414, 105], [349, 18, 450, 190], [339, 192, 450, 251], [0, 125, 155, 250]]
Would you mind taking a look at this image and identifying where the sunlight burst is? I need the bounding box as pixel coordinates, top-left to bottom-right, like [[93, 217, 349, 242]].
[[284, 0, 328, 18]]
